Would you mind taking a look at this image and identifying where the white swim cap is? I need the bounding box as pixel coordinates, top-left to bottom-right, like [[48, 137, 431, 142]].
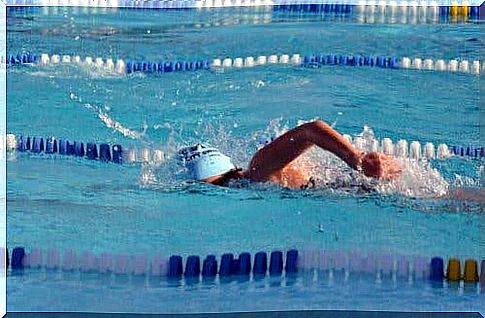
[[178, 144, 236, 180]]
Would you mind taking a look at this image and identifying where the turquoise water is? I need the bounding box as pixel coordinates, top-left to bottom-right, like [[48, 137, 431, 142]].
[[6, 6, 484, 313]]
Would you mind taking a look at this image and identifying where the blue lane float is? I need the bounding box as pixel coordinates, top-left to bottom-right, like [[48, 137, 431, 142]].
[[74, 141, 85, 157], [219, 253, 234, 277], [45, 137, 57, 154], [202, 255, 218, 278], [185, 255, 201, 277], [5, 52, 37, 66], [269, 251, 283, 276], [99, 144, 112, 162], [273, 3, 354, 14], [253, 251, 268, 276], [430, 257, 445, 281], [301, 54, 399, 69], [86, 143, 98, 160], [112, 145, 123, 164], [125, 59, 209, 74], [168, 255, 183, 278], [10, 135, 123, 164], [286, 249, 298, 274], [452, 145, 485, 158], [237, 252, 252, 276], [11, 247, 25, 270]]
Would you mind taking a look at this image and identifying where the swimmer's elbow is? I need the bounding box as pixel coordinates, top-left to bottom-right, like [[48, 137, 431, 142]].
[[300, 120, 334, 134]]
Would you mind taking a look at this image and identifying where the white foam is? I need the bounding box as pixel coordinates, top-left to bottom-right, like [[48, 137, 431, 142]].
[[377, 158, 449, 198], [96, 109, 145, 140]]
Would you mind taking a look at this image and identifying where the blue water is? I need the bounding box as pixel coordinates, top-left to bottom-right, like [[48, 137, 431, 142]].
[[5, 6, 484, 313]]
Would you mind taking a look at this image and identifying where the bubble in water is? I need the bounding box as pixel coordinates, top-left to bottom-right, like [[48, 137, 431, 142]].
[[139, 163, 158, 186]]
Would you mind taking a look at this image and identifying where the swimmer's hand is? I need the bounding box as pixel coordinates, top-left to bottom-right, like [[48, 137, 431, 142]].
[[360, 152, 401, 180]]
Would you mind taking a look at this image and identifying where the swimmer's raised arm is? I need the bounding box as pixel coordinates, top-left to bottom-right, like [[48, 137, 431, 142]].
[[245, 120, 401, 182]]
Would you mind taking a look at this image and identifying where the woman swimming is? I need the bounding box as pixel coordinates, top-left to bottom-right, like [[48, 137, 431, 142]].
[[178, 120, 401, 188]]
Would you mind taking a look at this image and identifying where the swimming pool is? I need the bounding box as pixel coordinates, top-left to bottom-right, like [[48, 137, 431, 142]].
[[4, 3, 484, 314]]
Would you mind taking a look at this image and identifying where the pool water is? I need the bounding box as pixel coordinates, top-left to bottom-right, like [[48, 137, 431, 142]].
[[5, 6, 484, 313]]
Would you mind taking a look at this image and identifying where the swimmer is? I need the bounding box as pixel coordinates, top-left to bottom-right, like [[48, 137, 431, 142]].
[[179, 120, 401, 188]]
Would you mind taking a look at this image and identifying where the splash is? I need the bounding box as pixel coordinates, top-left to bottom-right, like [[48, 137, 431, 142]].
[[95, 109, 146, 140], [142, 118, 470, 200], [69, 91, 147, 140], [29, 62, 126, 80], [300, 124, 451, 198], [377, 159, 449, 198]]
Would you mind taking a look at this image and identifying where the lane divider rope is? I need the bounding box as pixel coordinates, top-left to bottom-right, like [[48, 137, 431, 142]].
[[5, 0, 484, 19], [3, 247, 484, 287], [3, 52, 483, 76], [0, 134, 166, 164], [31, 5, 481, 25], [341, 134, 484, 160], [1, 134, 483, 163]]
